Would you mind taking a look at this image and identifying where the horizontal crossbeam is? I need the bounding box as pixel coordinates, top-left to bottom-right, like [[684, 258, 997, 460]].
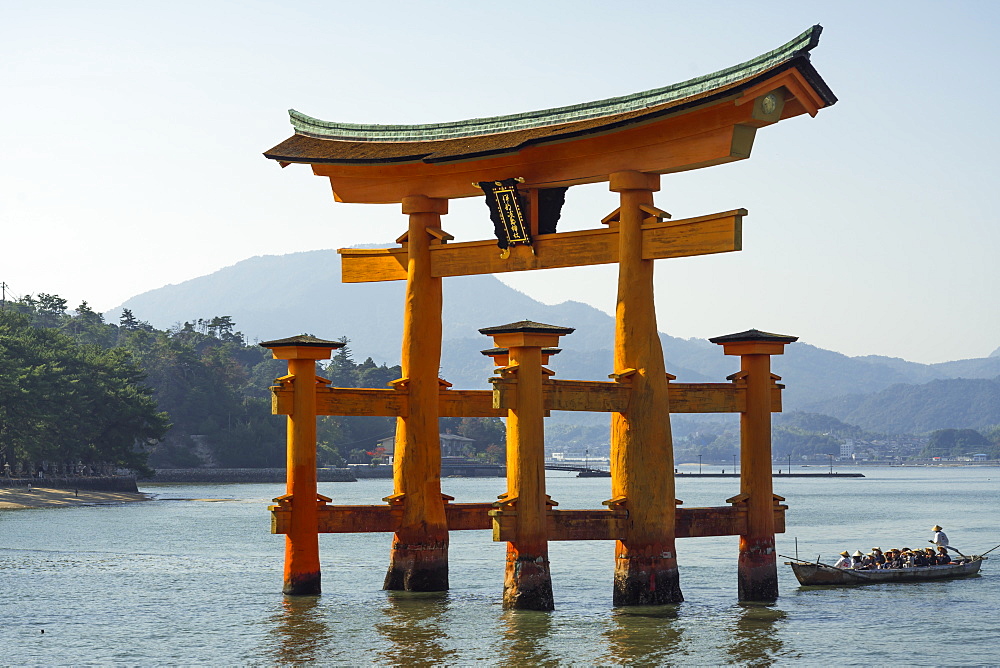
[[338, 210, 745, 283], [270, 502, 786, 540], [489, 378, 783, 414], [270, 380, 782, 417], [271, 378, 782, 417], [270, 386, 500, 417]]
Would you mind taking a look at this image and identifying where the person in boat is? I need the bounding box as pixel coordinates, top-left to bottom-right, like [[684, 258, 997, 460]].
[[923, 547, 938, 565], [936, 547, 952, 565], [871, 547, 886, 567], [930, 525, 962, 555], [833, 551, 852, 568], [912, 549, 929, 567], [851, 550, 865, 568], [884, 549, 903, 569]]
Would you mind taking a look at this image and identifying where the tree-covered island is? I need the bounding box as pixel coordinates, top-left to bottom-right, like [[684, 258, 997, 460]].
[[0, 294, 505, 477], [2, 293, 997, 477]]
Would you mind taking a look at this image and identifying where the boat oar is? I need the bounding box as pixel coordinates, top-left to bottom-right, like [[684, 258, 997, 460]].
[[779, 554, 813, 563], [929, 540, 968, 558], [978, 542, 1000, 557]]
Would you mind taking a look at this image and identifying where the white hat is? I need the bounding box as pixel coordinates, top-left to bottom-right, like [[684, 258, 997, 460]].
[[852, 550, 863, 557]]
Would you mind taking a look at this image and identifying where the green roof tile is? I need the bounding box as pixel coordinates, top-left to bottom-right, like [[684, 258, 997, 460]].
[[290, 26, 826, 143]]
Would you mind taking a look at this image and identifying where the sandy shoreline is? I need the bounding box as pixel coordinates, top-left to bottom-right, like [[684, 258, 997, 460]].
[[0, 487, 149, 510]]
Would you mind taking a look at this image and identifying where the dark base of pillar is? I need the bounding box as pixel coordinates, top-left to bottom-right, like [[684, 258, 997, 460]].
[[738, 536, 778, 602], [613, 555, 683, 606], [383, 542, 449, 592], [283, 571, 321, 596], [504, 554, 554, 611]]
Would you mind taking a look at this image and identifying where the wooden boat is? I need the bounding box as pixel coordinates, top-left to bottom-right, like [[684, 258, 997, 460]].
[[786, 557, 985, 585]]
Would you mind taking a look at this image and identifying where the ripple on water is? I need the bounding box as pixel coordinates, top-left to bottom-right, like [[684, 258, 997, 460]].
[[2, 470, 998, 664]]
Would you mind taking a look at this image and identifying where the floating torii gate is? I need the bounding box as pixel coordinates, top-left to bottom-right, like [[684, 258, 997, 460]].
[[261, 26, 836, 607]]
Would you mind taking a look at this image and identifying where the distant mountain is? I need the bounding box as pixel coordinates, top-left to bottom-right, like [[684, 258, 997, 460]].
[[802, 377, 1000, 434], [107, 250, 710, 390], [991, 346, 1000, 358], [108, 249, 1000, 423]]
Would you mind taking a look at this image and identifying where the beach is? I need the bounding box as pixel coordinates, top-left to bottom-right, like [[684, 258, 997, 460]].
[[0, 486, 149, 510]]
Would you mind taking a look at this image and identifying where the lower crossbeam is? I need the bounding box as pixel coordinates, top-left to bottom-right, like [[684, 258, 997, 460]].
[[271, 503, 785, 540]]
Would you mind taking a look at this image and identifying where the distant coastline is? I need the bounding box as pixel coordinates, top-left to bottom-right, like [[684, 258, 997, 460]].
[[143, 468, 358, 483]]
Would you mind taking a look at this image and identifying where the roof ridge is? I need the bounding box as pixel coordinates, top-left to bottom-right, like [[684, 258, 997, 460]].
[[289, 25, 824, 144]]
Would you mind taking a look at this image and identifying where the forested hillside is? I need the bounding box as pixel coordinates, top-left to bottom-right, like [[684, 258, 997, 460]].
[[1, 294, 505, 472], [110, 250, 1000, 416], [803, 377, 1000, 434], [1, 298, 168, 475]]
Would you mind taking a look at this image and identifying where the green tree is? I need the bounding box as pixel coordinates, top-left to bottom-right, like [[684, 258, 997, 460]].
[[0, 310, 168, 475], [119, 309, 140, 332], [920, 428, 990, 458], [326, 338, 356, 387]]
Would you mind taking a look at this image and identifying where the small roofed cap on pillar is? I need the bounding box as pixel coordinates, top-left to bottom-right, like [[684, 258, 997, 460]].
[[708, 329, 799, 345], [480, 320, 574, 350], [709, 329, 798, 355], [478, 320, 575, 336], [260, 334, 346, 348], [260, 334, 345, 359]]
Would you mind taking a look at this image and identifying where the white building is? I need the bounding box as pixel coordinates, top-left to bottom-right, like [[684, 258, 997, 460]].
[[840, 439, 855, 458]]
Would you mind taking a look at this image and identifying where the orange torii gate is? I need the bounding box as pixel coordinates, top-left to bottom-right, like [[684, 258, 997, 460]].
[[262, 26, 835, 607]]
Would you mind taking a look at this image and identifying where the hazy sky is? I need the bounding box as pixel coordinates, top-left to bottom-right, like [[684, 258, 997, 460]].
[[3, 1, 998, 364]]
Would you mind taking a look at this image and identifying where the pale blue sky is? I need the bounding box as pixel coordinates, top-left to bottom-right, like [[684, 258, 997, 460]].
[[2, 1, 997, 364]]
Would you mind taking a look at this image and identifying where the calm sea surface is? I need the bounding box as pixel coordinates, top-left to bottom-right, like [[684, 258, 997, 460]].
[[2, 466, 998, 665]]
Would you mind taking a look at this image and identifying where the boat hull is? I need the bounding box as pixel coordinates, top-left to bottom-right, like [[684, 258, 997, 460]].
[[788, 558, 984, 586]]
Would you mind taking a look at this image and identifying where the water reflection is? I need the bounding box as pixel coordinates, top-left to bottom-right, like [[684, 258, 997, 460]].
[[601, 605, 685, 665], [726, 603, 787, 666], [374, 592, 456, 666], [499, 609, 557, 667], [265, 596, 335, 665]]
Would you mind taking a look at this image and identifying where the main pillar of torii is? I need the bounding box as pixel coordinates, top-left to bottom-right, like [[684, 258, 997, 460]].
[[382, 195, 450, 591], [262, 26, 836, 601], [609, 170, 681, 604]]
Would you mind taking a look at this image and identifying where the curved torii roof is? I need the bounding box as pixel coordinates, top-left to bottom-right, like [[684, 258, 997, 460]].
[[264, 25, 836, 204]]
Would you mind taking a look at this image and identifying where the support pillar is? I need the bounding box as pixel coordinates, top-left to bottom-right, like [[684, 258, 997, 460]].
[[261, 335, 343, 596], [711, 329, 797, 602], [608, 170, 682, 605], [481, 320, 573, 610], [384, 195, 450, 592]]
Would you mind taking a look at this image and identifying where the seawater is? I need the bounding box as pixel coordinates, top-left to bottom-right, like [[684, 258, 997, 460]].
[[2, 467, 998, 665]]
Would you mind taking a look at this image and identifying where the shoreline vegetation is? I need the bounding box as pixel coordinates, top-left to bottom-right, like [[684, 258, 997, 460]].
[[0, 486, 149, 510]]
